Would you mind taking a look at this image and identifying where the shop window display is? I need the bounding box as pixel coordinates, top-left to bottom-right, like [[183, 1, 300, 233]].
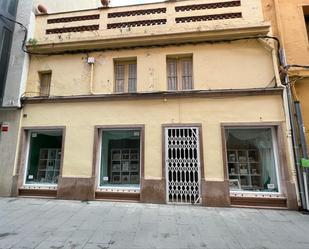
[[25, 130, 62, 185], [100, 129, 141, 187], [226, 128, 279, 193]]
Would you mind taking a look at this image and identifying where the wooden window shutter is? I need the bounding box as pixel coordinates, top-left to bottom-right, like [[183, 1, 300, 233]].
[[181, 59, 192, 90], [40, 72, 51, 96], [128, 63, 137, 93], [167, 60, 177, 91], [115, 64, 125, 93]]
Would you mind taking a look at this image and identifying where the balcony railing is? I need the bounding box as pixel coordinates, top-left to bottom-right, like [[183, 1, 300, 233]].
[[31, 0, 267, 52]]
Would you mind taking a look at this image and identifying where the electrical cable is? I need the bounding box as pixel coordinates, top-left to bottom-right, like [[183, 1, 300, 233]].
[[0, 14, 50, 56]]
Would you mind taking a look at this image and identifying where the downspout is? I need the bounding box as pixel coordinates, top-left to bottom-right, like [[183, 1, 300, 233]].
[[280, 51, 308, 210], [295, 99, 309, 210], [273, 0, 305, 209], [90, 63, 95, 95], [87, 57, 95, 95]]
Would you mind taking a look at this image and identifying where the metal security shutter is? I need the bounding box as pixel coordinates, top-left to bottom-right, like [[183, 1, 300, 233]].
[[165, 127, 201, 204]]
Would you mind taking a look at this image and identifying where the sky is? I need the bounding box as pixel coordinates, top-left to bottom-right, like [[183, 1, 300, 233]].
[[110, 0, 164, 6], [33, 0, 166, 13]]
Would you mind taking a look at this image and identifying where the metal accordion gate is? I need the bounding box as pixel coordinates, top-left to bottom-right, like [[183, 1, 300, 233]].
[[165, 127, 202, 204]]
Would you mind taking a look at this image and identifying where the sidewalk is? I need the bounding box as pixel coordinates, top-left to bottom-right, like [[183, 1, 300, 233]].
[[0, 198, 309, 249]]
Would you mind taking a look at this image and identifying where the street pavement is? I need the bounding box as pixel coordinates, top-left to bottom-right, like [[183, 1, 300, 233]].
[[0, 197, 309, 249]]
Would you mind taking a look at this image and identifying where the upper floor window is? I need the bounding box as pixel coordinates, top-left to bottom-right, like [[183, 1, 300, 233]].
[[114, 59, 137, 93], [167, 55, 193, 91], [303, 6, 309, 40], [0, 28, 13, 101], [39, 71, 52, 96]]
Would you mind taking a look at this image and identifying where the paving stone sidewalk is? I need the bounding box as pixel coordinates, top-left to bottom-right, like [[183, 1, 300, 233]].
[[0, 198, 309, 249]]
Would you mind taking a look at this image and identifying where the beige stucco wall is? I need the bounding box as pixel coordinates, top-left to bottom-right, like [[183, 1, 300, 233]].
[[21, 95, 287, 182], [262, 0, 309, 152], [263, 0, 309, 65], [26, 41, 276, 96]]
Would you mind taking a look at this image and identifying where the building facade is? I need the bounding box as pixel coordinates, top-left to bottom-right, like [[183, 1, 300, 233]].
[[263, 0, 309, 154], [0, 0, 102, 197], [262, 0, 309, 209], [0, 0, 32, 196], [12, 0, 298, 209]]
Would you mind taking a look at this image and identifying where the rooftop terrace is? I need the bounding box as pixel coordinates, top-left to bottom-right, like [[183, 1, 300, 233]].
[[30, 0, 269, 53]]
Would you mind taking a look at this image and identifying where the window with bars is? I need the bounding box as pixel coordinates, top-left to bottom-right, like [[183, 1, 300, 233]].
[[167, 56, 193, 91], [114, 60, 137, 93], [39, 72, 52, 96]]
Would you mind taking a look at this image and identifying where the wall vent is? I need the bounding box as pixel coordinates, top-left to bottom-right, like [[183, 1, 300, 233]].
[[175, 12, 242, 23]]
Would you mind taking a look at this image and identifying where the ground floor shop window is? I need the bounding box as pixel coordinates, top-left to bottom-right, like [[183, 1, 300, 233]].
[[225, 128, 279, 193], [25, 130, 63, 185], [100, 129, 141, 187]]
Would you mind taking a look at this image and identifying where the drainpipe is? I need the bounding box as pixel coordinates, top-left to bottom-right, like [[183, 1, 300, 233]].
[[280, 49, 308, 210], [87, 57, 95, 95], [295, 101, 309, 209]]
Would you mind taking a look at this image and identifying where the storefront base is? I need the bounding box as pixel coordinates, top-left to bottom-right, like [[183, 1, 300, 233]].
[[14, 182, 298, 210], [202, 180, 231, 207], [230, 196, 287, 208], [57, 177, 95, 200]]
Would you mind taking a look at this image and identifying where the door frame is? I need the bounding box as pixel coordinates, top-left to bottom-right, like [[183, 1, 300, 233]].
[[162, 123, 204, 204]]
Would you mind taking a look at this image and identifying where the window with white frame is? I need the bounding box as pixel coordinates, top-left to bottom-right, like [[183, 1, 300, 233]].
[[225, 128, 280, 193], [167, 55, 193, 91], [25, 130, 63, 185], [114, 59, 137, 93], [100, 129, 141, 187]]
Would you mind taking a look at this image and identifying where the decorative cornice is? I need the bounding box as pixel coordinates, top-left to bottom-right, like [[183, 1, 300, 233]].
[[22, 87, 283, 104], [27, 24, 270, 54]]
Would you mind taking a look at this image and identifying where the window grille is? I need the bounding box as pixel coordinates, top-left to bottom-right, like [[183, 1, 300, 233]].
[[165, 127, 201, 204]]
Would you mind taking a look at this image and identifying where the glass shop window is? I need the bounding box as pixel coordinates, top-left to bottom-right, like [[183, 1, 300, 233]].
[[226, 128, 279, 193], [25, 130, 63, 185], [100, 130, 141, 187]]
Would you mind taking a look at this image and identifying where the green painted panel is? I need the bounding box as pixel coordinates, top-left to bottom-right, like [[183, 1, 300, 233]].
[[301, 158, 309, 168]]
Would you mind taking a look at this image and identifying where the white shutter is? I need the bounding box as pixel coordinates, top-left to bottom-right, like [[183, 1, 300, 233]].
[[167, 60, 177, 90], [115, 64, 125, 93], [181, 59, 192, 90], [128, 63, 137, 93]]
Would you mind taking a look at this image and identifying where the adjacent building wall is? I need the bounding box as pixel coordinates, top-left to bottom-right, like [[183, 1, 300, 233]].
[[262, 0, 309, 151], [0, 0, 33, 196]]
